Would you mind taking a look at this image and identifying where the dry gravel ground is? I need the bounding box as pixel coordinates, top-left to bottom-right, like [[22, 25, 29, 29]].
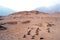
[[0, 11, 60, 40]]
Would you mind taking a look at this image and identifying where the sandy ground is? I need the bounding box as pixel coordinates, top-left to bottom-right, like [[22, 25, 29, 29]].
[[0, 11, 60, 40]]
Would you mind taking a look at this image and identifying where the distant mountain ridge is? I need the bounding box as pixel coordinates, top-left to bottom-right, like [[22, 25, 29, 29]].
[[35, 4, 60, 13], [0, 6, 15, 16], [1, 4, 60, 16]]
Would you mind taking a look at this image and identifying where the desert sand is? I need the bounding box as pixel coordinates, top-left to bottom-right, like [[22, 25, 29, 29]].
[[0, 11, 60, 40]]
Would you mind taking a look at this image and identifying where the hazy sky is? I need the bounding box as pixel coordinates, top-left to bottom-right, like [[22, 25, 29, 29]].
[[0, 0, 60, 11]]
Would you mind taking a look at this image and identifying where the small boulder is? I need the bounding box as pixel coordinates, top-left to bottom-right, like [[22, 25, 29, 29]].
[[0, 25, 7, 30]]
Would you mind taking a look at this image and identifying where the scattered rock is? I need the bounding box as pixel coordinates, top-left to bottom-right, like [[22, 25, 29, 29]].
[[40, 37, 44, 40], [47, 28, 50, 33], [47, 23, 55, 27], [27, 30, 31, 35], [22, 20, 30, 24], [31, 35, 35, 39], [6, 21, 18, 25], [0, 18, 4, 20], [23, 35, 26, 38], [35, 28, 40, 35], [0, 25, 7, 30]]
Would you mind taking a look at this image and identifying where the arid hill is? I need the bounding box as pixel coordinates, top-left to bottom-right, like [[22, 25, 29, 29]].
[[0, 10, 60, 40]]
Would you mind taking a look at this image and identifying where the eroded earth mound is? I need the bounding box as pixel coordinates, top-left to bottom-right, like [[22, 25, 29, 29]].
[[0, 11, 60, 40]]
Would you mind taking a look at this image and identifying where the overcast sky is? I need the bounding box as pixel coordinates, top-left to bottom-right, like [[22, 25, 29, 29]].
[[0, 0, 60, 11]]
